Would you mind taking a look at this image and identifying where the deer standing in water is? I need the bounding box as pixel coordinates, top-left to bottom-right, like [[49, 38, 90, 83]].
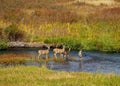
[[53, 45, 65, 58], [78, 50, 82, 60], [38, 46, 50, 60], [63, 48, 71, 58]]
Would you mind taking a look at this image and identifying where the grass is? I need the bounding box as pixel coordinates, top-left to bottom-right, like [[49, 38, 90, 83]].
[[0, 1, 120, 52], [0, 53, 34, 65], [1, 20, 120, 52], [0, 66, 120, 86]]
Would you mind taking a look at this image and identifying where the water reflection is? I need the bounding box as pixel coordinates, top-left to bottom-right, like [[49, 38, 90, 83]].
[[79, 60, 82, 71]]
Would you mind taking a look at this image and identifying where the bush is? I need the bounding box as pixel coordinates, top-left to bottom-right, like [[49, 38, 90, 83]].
[[5, 24, 25, 41], [44, 37, 82, 50], [0, 40, 9, 50]]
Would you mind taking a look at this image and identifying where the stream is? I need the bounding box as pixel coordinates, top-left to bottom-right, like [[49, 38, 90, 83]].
[[0, 48, 120, 74]]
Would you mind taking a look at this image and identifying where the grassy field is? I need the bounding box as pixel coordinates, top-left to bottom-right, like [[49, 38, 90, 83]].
[[0, 66, 120, 86], [0, 0, 120, 52]]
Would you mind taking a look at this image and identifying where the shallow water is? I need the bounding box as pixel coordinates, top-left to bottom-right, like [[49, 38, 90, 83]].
[[0, 48, 120, 74]]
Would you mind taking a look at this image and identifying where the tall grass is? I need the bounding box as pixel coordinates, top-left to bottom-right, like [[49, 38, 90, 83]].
[[0, 66, 120, 86], [0, 1, 120, 52], [0, 20, 120, 52]]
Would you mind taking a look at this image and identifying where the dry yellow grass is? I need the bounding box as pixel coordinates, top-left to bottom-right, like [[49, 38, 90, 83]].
[[77, 0, 116, 6]]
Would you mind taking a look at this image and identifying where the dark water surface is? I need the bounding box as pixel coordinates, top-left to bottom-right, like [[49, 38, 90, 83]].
[[0, 48, 120, 74]]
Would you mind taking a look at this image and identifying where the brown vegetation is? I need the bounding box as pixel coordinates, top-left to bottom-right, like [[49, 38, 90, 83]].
[[88, 7, 120, 22], [0, 53, 33, 65], [0, 0, 77, 24]]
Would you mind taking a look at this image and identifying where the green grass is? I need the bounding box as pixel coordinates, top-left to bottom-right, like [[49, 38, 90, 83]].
[[42, 21, 120, 52], [0, 66, 120, 86]]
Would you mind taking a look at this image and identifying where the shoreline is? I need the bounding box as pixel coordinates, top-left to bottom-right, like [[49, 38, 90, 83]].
[[8, 42, 58, 48], [3, 42, 119, 53]]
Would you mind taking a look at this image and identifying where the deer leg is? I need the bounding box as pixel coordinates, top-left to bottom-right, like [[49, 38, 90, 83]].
[[38, 54, 40, 59], [68, 54, 70, 58], [46, 54, 48, 60], [54, 53, 57, 59], [64, 54, 66, 58], [60, 53, 63, 58]]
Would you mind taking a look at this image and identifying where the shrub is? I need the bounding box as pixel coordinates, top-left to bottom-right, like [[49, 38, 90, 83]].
[[44, 37, 82, 50], [0, 40, 9, 50], [5, 24, 25, 41]]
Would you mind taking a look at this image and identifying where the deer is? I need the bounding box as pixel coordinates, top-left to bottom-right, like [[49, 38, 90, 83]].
[[78, 50, 82, 60], [53, 45, 65, 58], [38, 46, 50, 60], [63, 48, 71, 58]]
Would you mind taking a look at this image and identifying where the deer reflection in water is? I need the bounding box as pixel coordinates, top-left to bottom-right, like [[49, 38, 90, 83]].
[[79, 59, 83, 71]]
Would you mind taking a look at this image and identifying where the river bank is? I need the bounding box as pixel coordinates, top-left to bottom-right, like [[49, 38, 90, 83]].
[[8, 42, 50, 48]]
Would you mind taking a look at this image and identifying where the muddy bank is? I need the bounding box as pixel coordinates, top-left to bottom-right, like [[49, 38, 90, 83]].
[[8, 42, 52, 48]]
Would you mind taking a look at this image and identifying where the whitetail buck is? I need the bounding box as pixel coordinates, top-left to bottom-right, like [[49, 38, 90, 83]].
[[63, 48, 71, 58], [53, 46, 65, 58], [38, 46, 50, 60], [78, 50, 82, 60]]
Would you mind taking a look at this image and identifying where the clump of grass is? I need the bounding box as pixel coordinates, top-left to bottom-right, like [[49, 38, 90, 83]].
[[54, 58, 66, 63]]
